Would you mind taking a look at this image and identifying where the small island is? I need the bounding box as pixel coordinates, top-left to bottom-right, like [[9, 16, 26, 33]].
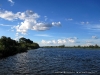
[[0, 36, 39, 58]]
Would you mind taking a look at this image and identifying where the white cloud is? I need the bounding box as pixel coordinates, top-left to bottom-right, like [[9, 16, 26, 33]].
[[67, 37, 78, 40], [83, 43, 93, 46], [86, 41, 93, 43], [41, 37, 100, 46], [52, 40, 56, 44], [47, 41, 52, 44], [57, 39, 63, 44], [32, 23, 52, 31], [86, 21, 89, 24], [66, 18, 73, 21], [35, 34, 53, 37], [57, 39, 67, 44], [66, 37, 78, 43], [84, 24, 100, 32], [8, 0, 14, 6], [79, 38, 100, 46], [0, 24, 12, 26], [0, 10, 17, 21], [79, 22, 100, 32], [81, 22, 85, 24], [81, 21, 89, 24], [0, 10, 39, 21], [41, 40, 46, 44], [0, 9, 61, 36], [67, 38, 75, 43], [14, 19, 37, 34], [15, 20, 61, 33], [41, 37, 77, 45], [44, 16, 48, 21], [14, 36, 23, 41], [41, 39, 66, 44], [15, 33, 19, 36], [52, 21, 61, 26], [7, 10, 48, 33], [92, 36, 98, 39], [41, 40, 52, 44], [74, 37, 78, 39], [13, 25, 27, 34]]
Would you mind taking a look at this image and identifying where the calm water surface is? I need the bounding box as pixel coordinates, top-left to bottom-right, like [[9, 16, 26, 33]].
[[0, 48, 100, 75]]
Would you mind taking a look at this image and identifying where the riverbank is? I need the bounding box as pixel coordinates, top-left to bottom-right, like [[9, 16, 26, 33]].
[[0, 36, 39, 59], [0, 47, 39, 59]]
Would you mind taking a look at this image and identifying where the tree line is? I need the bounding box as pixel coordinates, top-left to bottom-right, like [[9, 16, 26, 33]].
[[43, 44, 100, 48], [0, 36, 39, 58]]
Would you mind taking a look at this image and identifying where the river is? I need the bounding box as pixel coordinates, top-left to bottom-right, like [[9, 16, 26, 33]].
[[0, 48, 100, 75]]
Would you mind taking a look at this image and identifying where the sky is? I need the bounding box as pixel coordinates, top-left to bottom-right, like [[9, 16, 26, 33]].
[[0, 0, 100, 46]]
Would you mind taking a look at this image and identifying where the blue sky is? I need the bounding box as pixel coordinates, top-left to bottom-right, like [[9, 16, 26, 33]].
[[0, 0, 100, 46]]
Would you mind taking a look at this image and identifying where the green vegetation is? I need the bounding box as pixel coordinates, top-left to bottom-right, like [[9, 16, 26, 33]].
[[43, 44, 100, 48], [0, 36, 39, 58]]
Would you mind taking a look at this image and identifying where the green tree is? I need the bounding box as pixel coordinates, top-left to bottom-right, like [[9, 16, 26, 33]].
[[0, 36, 39, 58], [94, 44, 99, 48]]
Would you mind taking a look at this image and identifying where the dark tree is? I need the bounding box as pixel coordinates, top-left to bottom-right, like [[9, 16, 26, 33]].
[[0, 36, 39, 58]]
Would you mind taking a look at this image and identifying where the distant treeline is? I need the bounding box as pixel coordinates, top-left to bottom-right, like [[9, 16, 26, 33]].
[[42, 44, 100, 48], [0, 36, 39, 58]]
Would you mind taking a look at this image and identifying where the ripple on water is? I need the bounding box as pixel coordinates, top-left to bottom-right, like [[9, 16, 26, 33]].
[[0, 48, 100, 74]]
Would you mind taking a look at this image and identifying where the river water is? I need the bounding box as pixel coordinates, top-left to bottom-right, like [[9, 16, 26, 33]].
[[0, 48, 100, 75]]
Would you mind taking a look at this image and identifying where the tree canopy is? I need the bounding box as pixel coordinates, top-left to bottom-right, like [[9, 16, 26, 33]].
[[0, 36, 39, 58]]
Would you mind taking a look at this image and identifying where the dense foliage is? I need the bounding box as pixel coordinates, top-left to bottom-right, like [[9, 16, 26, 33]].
[[0, 36, 39, 58]]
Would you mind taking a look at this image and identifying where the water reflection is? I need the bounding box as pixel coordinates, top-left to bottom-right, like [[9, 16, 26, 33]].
[[14, 52, 31, 74], [0, 48, 100, 74]]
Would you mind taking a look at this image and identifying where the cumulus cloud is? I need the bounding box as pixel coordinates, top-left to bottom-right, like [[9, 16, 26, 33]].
[[41, 39, 65, 44], [57, 39, 66, 44], [8, 0, 14, 6], [14, 19, 61, 34], [52, 40, 56, 44], [68, 39, 75, 43], [66, 37, 78, 43], [41, 37, 77, 45], [13, 25, 27, 34], [0, 9, 39, 21], [0, 10, 17, 21], [32, 23, 52, 31], [41, 40, 46, 44], [41, 40, 52, 44], [0, 9, 61, 36]]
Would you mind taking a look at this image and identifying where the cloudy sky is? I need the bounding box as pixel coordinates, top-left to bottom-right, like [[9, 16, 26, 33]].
[[0, 0, 100, 46]]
